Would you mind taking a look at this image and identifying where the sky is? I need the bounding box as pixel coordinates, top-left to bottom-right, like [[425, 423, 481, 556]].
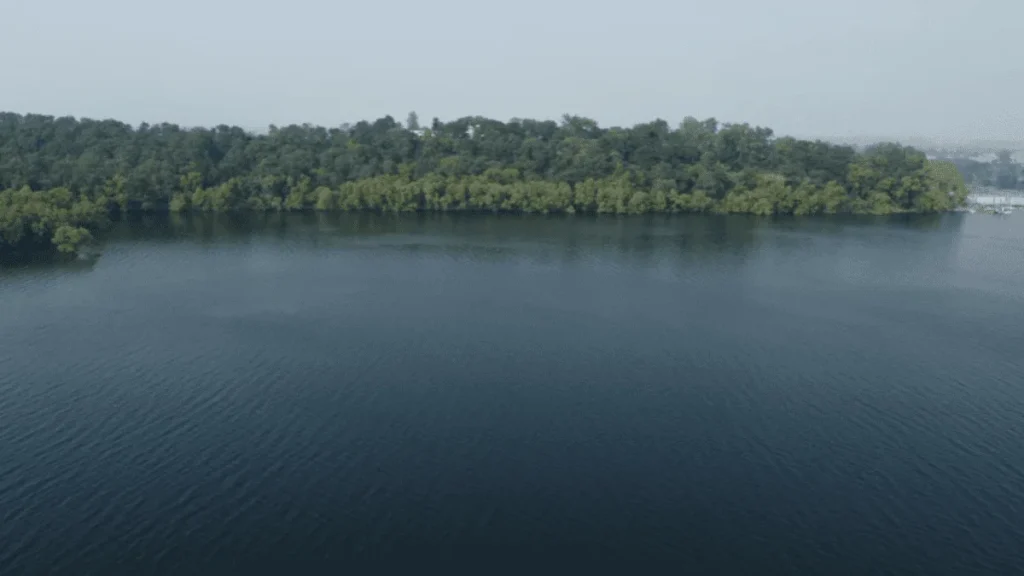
[[3, 0, 1022, 142]]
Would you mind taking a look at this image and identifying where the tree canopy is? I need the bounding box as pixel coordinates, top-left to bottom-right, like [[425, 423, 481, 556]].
[[0, 187, 105, 259], [0, 111, 969, 258]]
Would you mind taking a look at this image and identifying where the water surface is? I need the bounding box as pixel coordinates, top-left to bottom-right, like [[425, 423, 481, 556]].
[[1, 212, 1023, 574]]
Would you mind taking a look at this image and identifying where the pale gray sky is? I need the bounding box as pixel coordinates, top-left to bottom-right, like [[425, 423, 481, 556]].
[[3, 0, 1022, 141]]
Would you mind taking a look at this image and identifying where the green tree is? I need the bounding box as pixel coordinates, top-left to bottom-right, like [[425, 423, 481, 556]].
[[52, 225, 93, 254], [0, 109, 976, 261]]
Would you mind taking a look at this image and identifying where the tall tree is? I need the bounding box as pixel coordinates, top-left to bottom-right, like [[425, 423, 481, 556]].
[[406, 111, 420, 131]]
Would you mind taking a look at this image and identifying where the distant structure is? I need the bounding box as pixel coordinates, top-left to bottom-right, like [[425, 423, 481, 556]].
[[966, 187, 1024, 213], [970, 193, 1024, 207]]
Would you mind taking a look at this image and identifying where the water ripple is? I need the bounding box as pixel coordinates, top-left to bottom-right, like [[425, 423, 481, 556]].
[[1, 214, 1023, 574]]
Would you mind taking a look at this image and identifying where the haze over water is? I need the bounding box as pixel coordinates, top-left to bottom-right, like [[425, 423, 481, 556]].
[[1, 213, 1022, 574]]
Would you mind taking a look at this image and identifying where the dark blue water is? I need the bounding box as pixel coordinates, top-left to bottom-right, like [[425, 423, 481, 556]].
[[1, 212, 1023, 574]]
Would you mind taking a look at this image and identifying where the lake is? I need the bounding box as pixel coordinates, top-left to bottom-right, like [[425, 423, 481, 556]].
[[1, 212, 1022, 574]]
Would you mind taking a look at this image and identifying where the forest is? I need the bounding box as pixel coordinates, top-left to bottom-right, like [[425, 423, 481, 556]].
[[0, 111, 969, 257]]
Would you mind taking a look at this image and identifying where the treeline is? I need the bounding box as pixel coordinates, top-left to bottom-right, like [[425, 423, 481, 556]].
[[0, 111, 968, 256]]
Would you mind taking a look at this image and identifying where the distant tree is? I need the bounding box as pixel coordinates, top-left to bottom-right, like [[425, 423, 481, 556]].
[[406, 111, 420, 131], [993, 150, 1021, 189]]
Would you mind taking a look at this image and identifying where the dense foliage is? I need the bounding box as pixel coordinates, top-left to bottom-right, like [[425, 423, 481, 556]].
[[0, 111, 969, 257], [0, 187, 106, 258]]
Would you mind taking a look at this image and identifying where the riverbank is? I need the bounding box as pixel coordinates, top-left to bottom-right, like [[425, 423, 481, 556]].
[[0, 186, 970, 262]]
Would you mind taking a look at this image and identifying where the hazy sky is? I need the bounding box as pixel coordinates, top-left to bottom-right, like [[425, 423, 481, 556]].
[[3, 0, 1022, 141]]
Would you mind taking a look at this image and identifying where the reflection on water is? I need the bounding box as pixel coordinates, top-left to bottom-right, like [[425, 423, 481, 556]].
[[103, 210, 965, 261], [0, 252, 101, 278]]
